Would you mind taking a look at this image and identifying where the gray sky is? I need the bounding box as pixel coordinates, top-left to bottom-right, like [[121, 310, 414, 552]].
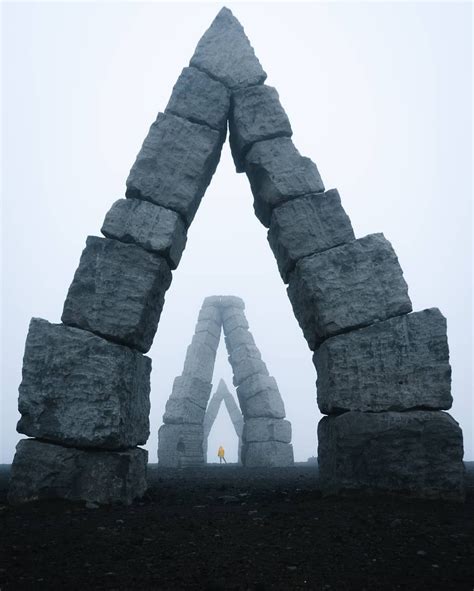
[[1, 2, 472, 463]]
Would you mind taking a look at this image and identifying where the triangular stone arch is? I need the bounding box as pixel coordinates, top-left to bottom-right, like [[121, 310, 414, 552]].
[[9, 7, 465, 504], [158, 296, 293, 468]]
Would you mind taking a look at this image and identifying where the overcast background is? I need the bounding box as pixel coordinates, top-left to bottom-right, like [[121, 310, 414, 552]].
[[1, 1, 472, 464]]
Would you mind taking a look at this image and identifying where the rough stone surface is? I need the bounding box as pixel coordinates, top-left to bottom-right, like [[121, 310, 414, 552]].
[[268, 189, 355, 282], [202, 295, 245, 309], [243, 418, 291, 444], [242, 441, 294, 467], [169, 375, 212, 410], [236, 375, 286, 419], [8, 439, 148, 505], [244, 137, 325, 227], [228, 344, 262, 364], [192, 328, 221, 352], [198, 305, 222, 325], [287, 233, 412, 350], [158, 424, 204, 467], [222, 312, 249, 334], [101, 198, 187, 269], [315, 308, 452, 414], [17, 318, 151, 449], [182, 341, 217, 383], [126, 112, 223, 226], [195, 319, 221, 340], [162, 397, 206, 425], [230, 357, 268, 387], [189, 7, 267, 89], [62, 236, 172, 353], [165, 66, 230, 133], [318, 411, 465, 501], [225, 327, 256, 351], [229, 85, 292, 172]]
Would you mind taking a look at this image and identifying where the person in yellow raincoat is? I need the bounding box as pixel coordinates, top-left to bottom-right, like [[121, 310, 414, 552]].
[[217, 445, 227, 464]]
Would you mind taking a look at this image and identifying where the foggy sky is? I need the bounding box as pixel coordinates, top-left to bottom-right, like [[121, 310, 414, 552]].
[[1, 1, 472, 463]]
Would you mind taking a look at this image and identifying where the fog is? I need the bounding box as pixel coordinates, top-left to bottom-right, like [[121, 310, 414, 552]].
[[1, 2, 472, 464]]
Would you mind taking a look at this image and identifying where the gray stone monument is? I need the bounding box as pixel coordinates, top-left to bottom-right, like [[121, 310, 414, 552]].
[[158, 295, 294, 468], [10, 7, 464, 503]]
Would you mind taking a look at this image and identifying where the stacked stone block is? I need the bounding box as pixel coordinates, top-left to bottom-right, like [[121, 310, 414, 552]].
[[228, 46, 465, 498]]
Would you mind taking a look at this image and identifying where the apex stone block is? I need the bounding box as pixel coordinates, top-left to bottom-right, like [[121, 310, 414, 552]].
[[189, 7, 267, 89], [165, 66, 230, 133], [62, 236, 172, 353], [318, 411, 465, 501], [287, 233, 412, 350], [230, 85, 292, 172], [126, 112, 223, 226], [101, 198, 186, 269], [17, 318, 151, 450], [268, 189, 355, 282], [202, 295, 245, 309], [170, 375, 213, 410], [243, 418, 292, 444], [315, 308, 452, 414], [244, 137, 325, 227], [242, 441, 294, 467], [8, 440, 148, 505], [158, 424, 204, 467]]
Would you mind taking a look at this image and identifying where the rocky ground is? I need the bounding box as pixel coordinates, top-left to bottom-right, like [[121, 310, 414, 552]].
[[1, 463, 473, 590]]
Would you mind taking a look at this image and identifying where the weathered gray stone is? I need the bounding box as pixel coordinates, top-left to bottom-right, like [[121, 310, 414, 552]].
[[228, 343, 262, 365], [220, 305, 245, 324], [230, 356, 268, 387], [202, 295, 245, 309], [126, 112, 223, 226], [192, 328, 221, 352], [170, 375, 212, 410], [222, 312, 249, 334], [62, 236, 172, 353], [268, 189, 355, 282], [242, 441, 294, 467], [158, 424, 204, 467], [287, 233, 412, 350], [244, 137, 325, 227], [165, 66, 230, 133], [17, 318, 150, 449], [243, 418, 291, 444], [189, 7, 267, 90], [101, 198, 187, 269], [225, 327, 256, 352], [236, 375, 286, 419], [318, 411, 465, 501], [229, 85, 292, 172], [8, 439, 148, 505], [163, 397, 206, 425], [315, 308, 452, 414], [198, 305, 222, 325], [182, 341, 217, 383], [195, 318, 221, 340]]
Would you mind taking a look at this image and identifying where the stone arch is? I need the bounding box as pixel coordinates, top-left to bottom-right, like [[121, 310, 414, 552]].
[[158, 296, 293, 468], [9, 8, 465, 504]]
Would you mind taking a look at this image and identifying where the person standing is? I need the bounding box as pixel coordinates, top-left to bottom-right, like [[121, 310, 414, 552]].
[[217, 445, 227, 464]]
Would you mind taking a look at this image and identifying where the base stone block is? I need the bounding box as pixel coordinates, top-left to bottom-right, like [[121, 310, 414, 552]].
[[318, 411, 465, 501], [314, 308, 452, 413], [242, 441, 294, 467], [8, 439, 148, 505], [17, 318, 151, 449], [158, 424, 204, 467]]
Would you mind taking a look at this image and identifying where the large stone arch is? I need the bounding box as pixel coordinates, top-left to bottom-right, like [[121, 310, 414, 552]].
[[158, 296, 293, 468], [8, 8, 465, 504]]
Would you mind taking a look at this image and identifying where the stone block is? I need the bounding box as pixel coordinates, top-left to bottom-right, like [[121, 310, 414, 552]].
[[230, 356, 268, 387], [126, 112, 223, 226], [225, 327, 256, 352], [182, 341, 217, 383], [101, 198, 187, 269], [268, 189, 355, 282], [315, 308, 452, 413], [198, 305, 222, 324], [229, 85, 292, 172], [165, 66, 230, 133], [318, 411, 465, 501], [244, 137, 325, 227], [189, 7, 267, 89], [8, 439, 148, 505], [228, 343, 262, 365], [236, 375, 285, 419], [242, 441, 294, 467], [202, 295, 245, 309], [163, 397, 206, 425], [243, 418, 291, 443], [192, 328, 221, 352], [287, 233, 412, 350], [170, 375, 212, 410], [62, 236, 172, 353], [158, 424, 204, 467], [222, 312, 249, 335], [17, 318, 150, 449], [195, 318, 221, 340]]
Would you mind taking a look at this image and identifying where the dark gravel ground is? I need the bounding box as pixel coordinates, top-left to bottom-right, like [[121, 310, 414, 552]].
[[0, 463, 473, 590]]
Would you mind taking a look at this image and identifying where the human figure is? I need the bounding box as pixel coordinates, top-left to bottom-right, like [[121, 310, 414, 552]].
[[218, 445, 227, 464]]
